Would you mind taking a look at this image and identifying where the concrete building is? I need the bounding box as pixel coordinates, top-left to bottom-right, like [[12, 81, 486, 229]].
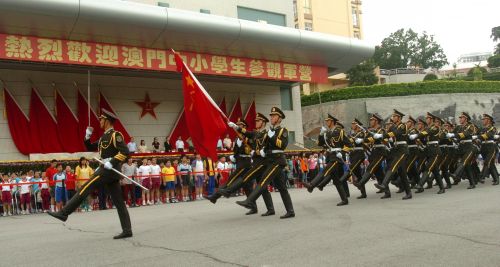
[[0, 0, 372, 160], [440, 52, 493, 77], [293, 0, 365, 95]]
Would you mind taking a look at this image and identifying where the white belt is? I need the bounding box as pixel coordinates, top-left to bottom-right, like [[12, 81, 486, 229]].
[[448, 145, 455, 148], [328, 148, 342, 152], [428, 141, 439, 145], [439, 145, 447, 148], [460, 140, 472, 143], [239, 154, 251, 158], [353, 147, 364, 151], [395, 141, 407, 145], [408, 145, 418, 148], [373, 144, 387, 148], [271, 150, 284, 154], [485, 140, 496, 144]]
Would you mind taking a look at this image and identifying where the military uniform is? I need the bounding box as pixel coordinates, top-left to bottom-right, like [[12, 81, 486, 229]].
[[450, 112, 477, 189], [304, 114, 351, 206], [439, 120, 455, 188], [48, 109, 132, 239], [339, 118, 367, 188], [219, 114, 275, 216], [375, 110, 412, 200], [236, 107, 294, 219], [354, 114, 388, 198], [405, 116, 420, 188], [478, 114, 499, 185]]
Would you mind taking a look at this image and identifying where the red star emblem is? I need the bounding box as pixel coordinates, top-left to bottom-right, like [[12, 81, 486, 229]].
[[135, 93, 160, 119]]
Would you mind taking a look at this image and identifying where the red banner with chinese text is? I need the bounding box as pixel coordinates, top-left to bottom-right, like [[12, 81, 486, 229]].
[[0, 33, 328, 83]]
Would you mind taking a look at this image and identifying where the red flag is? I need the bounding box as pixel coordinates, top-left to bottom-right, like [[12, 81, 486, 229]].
[[219, 97, 227, 116], [173, 50, 228, 160], [77, 90, 101, 144], [55, 90, 84, 152], [227, 97, 243, 139], [244, 100, 257, 131], [3, 88, 31, 155], [30, 88, 63, 153], [99, 92, 131, 143], [168, 107, 188, 149]]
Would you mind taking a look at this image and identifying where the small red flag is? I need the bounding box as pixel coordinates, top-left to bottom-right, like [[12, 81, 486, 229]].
[[219, 97, 227, 116], [173, 49, 228, 160], [227, 97, 243, 139], [244, 100, 257, 131], [56, 90, 84, 152]]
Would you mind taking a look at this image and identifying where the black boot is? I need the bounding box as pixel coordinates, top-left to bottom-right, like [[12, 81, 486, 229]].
[[47, 211, 68, 222], [261, 210, 275, 216], [374, 170, 393, 190], [435, 174, 446, 194], [491, 166, 499, 185], [303, 181, 315, 193], [206, 192, 221, 204], [246, 209, 258, 215], [335, 183, 349, 206], [113, 231, 133, 239], [380, 192, 391, 199], [280, 212, 295, 219], [402, 190, 412, 200], [357, 186, 367, 199]]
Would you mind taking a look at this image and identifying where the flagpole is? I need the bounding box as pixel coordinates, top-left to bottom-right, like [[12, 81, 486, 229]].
[[87, 70, 91, 127]]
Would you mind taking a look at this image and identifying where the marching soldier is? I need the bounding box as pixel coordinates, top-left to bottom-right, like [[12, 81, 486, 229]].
[[235, 107, 295, 219], [405, 116, 420, 188], [448, 112, 477, 189], [338, 118, 367, 193], [439, 120, 454, 189], [224, 113, 276, 216], [478, 114, 499, 185], [353, 114, 387, 199], [303, 114, 351, 206], [48, 109, 132, 239], [374, 109, 412, 200]]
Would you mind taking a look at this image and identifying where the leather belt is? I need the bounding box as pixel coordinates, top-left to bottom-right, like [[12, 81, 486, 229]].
[[460, 140, 472, 143], [408, 145, 418, 148], [373, 144, 387, 148], [239, 155, 251, 158], [328, 148, 342, 152], [395, 141, 407, 145], [353, 147, 364, 151], [448, 145, 455, 148], [439, 145, 447, 148], [485, 140, 496, 144], [271, 150, 284, 154], [428, 141, 439, 145]]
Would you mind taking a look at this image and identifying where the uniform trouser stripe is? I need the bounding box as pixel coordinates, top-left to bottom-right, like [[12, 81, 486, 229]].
[[391, 154, 406, 173], [323, 162, 338, 177], [80, 175, 100, 195], [243, 165, 264, 183], [370, 156, 384, 174], [427, 156, 439, 175], [260, 165, 279, 187], [463, 151, 474, 166], [226, 168, 245, 186], [406, 156, 417, 172]]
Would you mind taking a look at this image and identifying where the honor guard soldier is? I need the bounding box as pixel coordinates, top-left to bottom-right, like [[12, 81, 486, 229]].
[[236, 107, 295, 218], [338, 118, 367, 191], [48, 109, 132, 239], [439, 119, 454, 189], [375, 109, 412, 200], [448, 112, 477, 189], [303, 114, 351, 206], [354, 114, 387, 198], [405, 116, 420, 188], [478, 114, 499, 185], [224, 113, 276, 216]]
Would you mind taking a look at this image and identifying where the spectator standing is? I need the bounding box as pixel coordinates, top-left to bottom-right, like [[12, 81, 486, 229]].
[[127, 137, 137, 153], [2, 173, 13, 216], [138, 140, 148, 153], [65, 166, 77, 202], [192, 154, 206, 200], [216, 137, 223, 151], [137, 158, 152, 206], [204, 157, 216, 196], [318, 152, 326, 173], [53, 164, 67, 212], [152, 137, 160, 152], [150, 158, 162, 204], [40, 172, 50, 212], [177, 155, 192, 202], [223, 134, 232, 151], [308, 154, 318, 181], [31, 171, 42, 212], [217, 156, 229, 186], [186, 137, 194, 152], [161, 160, 177, 203], [163, 137, 172, 152], [121, 158, 137, 207], [300, 154, 309, 183], [19, 173, 31, 215], [175, 136, 185, 152], [45, 159, 58, 212], [75, 157, 94, 211]]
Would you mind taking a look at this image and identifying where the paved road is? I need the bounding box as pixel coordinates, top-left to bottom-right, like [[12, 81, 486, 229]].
[[1, 181, 500, 267]]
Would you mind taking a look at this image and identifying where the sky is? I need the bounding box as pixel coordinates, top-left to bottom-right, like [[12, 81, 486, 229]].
[[362, 0, 499, 68]]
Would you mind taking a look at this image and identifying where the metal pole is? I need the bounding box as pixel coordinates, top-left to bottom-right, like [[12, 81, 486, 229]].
[[93, 158, 149, 191], [87, 70, 91, 127]]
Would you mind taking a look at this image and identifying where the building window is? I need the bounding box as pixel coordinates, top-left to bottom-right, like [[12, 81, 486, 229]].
[[200, 9, 211, 14], [352, 6, 359, 28], [280, 86, 293, 111], [237, 6, 286, 26], [288, 131, 296, 144], [353, 31, 361, 39], [293, 0, 298, 19], [304, 0, 312, 14], [304, 22, 313, 31], [157, 2, 169, 7]]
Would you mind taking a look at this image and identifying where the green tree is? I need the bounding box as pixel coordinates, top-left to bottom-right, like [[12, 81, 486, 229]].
[[423, 73, 438, 81], [373, 28, 448, 69], [488, 54, 500, 68], [467, 65, 487, 77], [492, 26, 500, 55], [346, 60, 379, 86]]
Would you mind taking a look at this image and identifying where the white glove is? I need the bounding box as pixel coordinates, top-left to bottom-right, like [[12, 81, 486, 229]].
[[409, 134, 418, 140], [259, 149, 266, 157], [373, 133, 383, 139], [229, 155, 236, 162], [320, 126, 327, 135], [336, 152, 342, 159], [446, 133, 455, 138], [85, 127, 93, 140], [267, 129, 275, 138], [472, 135, 478, 140], [494, 135, 499, 139], [228, 121, 238, 130], [251, 150, 255, 157], [102, 158, 111, 163], [236, 139, 243, 147], [355, 138, 363, 144], [388, 137, 393, 143], [104, 161, 113, 170]]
